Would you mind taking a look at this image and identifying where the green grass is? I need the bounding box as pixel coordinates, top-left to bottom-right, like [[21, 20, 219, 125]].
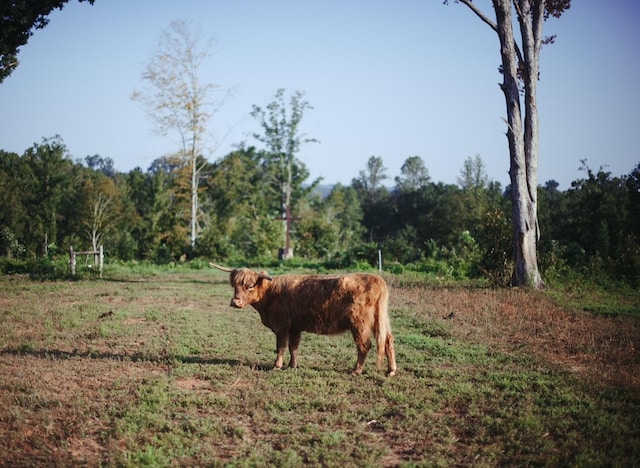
[[544, 270, 640, 317], [0, 267, 638, 466]]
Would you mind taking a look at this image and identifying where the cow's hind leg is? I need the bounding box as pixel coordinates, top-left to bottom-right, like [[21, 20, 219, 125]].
[[386, 333, 397, 377], [288, 329, 302, 369], [350, 329, 372, 376], [274, 331, 289, 370]]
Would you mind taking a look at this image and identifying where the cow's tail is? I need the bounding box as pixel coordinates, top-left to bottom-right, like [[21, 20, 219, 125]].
[[375, 280, 397, 376]]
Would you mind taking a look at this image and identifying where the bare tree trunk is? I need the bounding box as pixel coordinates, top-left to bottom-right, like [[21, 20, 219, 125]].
[[283, 157, 294, 259], [493, 0, 544, 287], [87, 192, 110, 254], [191, 152, 198, 248]]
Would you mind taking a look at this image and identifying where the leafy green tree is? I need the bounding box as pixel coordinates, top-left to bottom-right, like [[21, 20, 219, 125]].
[[145, 154, 193, 261], [537, 179, 566, 269], [84, 154, 115, 179], [476, 206, 513, 285], [353, 156, 388, 201], [62, 159, 138, 259], [22, 137, 77, 255], [204, 148, 272, 223], [393, 157, 435, 263], [250, 88, 319, 259], [563, 162, 628, 271], [124, 168, 157, 259], [457, 154, 492, 236], [123, 164, 183, 261], [621, 163, 640, 284], [198, 147, 281, 262], [625, 163, 640, 239], [0, 226, 24, 259], [384, 225, 423, 265], [323, 184, 365, 257], [81, 172, 120, 251], [395, 155, 430, 193], [457, 154, 488, 191], [102, 175, 139, 260], [0, 0, 95, 82], [352, 156, 395, 243], [0, 150, 30, 254], [294, 204, 338, 260]]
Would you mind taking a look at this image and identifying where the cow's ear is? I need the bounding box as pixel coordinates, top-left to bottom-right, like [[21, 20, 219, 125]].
[[258, 271, 273, 282]]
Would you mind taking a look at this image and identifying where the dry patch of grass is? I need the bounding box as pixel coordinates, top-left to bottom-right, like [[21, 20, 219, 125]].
[[0, 354, 164, 466], [392, 285, 639, 390]]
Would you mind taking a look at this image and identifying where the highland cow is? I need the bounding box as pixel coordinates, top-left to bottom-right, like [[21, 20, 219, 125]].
[[211, 263, 397, 376]]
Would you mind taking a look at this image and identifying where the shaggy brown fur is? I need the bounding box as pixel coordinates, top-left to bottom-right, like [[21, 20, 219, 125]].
[[212, 264, 397, 376]]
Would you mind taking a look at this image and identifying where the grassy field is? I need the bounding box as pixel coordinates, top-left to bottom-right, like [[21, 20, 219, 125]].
[[0, 266, 639, 466]]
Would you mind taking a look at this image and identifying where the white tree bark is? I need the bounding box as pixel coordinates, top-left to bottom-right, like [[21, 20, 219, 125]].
[[133, 20, 220, 249], [459, 0, 544, 287]]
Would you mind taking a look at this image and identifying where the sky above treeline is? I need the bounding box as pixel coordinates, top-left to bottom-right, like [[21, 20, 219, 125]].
[[1, 0, 638, 190]]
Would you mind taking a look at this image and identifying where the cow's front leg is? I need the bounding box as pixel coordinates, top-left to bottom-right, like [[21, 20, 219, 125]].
[[274, 331, 289, 370], [288, 329, 302, 369], [351, 330, 372, 376]]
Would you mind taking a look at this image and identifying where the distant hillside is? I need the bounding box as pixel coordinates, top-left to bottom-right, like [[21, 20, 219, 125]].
[[312, 184, 335, 199]]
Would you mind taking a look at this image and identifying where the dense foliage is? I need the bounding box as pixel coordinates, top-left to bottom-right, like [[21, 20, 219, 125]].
[[0, 136, 638, 285]]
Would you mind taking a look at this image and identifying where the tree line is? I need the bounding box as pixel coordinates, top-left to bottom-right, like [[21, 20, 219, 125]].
[[1, 135, 638, 285], [3, 1, 572, 288]]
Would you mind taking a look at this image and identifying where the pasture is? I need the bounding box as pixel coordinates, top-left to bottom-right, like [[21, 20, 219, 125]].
[[0, 267, 639, 466]]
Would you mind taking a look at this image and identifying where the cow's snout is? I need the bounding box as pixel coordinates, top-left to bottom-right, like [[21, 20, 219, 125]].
[[230, 297, 244, 308]]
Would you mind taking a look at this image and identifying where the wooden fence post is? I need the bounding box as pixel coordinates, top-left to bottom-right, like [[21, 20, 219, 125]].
[[69, 246, 76, 275], [99, 245, 104, 278]]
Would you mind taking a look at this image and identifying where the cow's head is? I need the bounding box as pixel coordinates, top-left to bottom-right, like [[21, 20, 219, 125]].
[[210, 263, 273, 308]]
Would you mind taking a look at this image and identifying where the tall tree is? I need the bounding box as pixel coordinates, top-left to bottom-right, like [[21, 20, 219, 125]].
[[457, 154, 493, 237], [457, 154, 488, 191], [323, 184, 365, 255], [626, 163, 640, 240], [82, 174, 119, 251], [395, 155, 430, 193], [352, 156, 394, 243], [0, 0, 95, 83], [22, 136, 76, 255], [448, 0, 570, 288], [200, 147, 282, 261], [145, 154, 193, 260], [250, 88, 319, 259], [85, 154, 115, 179], [132, 19, 222, 248], [0, 150, 30, 257], [354, 156, 389, 200]]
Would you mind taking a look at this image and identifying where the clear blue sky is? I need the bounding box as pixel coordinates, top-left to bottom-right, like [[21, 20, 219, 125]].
[[1, 0, 638, 189]]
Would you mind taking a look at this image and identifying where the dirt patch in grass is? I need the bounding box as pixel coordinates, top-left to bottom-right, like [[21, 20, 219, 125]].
[[175, 377, 210, 391]]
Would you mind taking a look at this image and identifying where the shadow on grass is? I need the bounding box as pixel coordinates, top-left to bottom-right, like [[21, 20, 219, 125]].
[[98, 276, 226, 286], [1, 346, 370, 376], [0, 346, 245, 368]]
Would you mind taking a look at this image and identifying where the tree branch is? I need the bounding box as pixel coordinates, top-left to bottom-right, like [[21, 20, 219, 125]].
[[458, 0, 498, 33], [457, 0, 525, 66]]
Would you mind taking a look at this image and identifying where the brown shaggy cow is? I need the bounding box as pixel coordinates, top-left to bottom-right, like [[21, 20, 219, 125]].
[[210, 263, 397, 376]]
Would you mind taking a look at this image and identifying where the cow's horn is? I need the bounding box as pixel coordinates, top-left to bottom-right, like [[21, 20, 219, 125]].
[[209, 262, 234, 272]]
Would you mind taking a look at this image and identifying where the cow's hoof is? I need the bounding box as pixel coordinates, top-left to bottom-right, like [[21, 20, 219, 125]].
[[387, 369, 397, 377]]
